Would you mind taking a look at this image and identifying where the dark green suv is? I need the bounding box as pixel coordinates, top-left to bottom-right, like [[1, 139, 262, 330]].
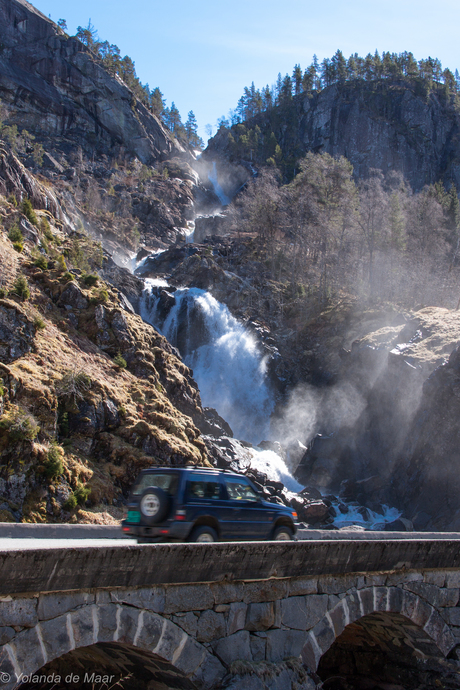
[[122, 467, 298, 542]]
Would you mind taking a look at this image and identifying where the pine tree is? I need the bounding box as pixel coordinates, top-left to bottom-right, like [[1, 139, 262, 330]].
[[185, 111, 204, 149], [150, 88, 166, 118], [168, 102, 182, 132], [293, 64, 303, 95], [76, 19, 99, 52]]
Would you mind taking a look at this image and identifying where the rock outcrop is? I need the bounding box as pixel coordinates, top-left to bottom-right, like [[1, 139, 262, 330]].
[[208, 80, 460, 190], [0, 0, 183, 165], [389, 343, 460, 530]]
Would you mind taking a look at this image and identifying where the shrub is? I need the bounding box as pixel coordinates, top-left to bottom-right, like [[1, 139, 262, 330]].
[[0, 289, 5, 298], [33, 315, 46, 330], [61, 272, 73, 283], [57, 370, 92, 402], [0, 408, 40, 442], [8, 225, 24, 252], [8, 225, 23, 243], [96, 289, 108, 303], [44, 445, 64, 479], [21, 198, 38, 226], [63, 493, 77, 511], [40, 217, 51, 235], [58, 411, 69, 438], [56, 254, 67, 272], [10, 275, 30, 301], [68, 238, 90, 273], [83, 274, 99, 287], [114, 352, 127, 369], [74, 483, 91, 506], [7, 194, 18, 207], [34, 255, 48, 270]]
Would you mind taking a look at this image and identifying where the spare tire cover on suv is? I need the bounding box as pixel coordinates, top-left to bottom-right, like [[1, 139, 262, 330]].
[[139, 487, 170, 524]]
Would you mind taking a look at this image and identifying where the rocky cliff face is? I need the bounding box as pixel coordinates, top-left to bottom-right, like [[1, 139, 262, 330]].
[[389, 342, 460, 530], [292, 306, 460, 530], [0, 0, 182, 165], [0, 0, 211, 251], [208, 80, 460, 190]]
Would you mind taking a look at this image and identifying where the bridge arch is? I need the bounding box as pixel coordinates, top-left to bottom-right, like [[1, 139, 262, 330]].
[[1, 603, 225, 690], [301, 585, 456, 681]]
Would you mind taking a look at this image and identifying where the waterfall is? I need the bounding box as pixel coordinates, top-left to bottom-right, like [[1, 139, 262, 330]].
[[138, 276, 403, 530], [208, 162, 231, 206], [140, 285, 274, 443]]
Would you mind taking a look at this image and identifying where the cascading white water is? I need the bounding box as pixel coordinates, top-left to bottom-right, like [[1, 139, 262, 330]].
[[208, 161, 231, 206], [140, 285, 274, 443], [139, 266, 401, 530]]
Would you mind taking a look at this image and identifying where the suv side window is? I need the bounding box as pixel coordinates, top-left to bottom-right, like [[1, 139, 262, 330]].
[[225, 477, 260, 502], [187, 474, 222, 500]]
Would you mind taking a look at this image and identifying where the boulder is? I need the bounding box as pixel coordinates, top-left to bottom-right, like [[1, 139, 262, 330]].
[[0, 299, 36, 363], [290, 496, 330, 525], [198, 407, 233, 438], [58, 282, 88, 310]]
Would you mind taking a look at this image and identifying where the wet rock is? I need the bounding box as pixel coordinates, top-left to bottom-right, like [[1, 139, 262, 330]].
[[194, 213, 227, 243], [384, 517, 414, 532], [155, 289, 176, 322], [299, 486, 323, 500], [412, 511, 432, 531], [289, 496, 330, 525], [198, 407, 233, 438], [266, 480, 284, 493], [258, 441, 286, 460]]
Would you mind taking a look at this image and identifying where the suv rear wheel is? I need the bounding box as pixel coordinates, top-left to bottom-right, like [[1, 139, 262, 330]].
[[139, 488, 169, 524], [190, 525, 218, 542], [273, 526, 293, 541]]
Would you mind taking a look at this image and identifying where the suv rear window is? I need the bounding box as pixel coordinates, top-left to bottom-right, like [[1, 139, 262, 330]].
[[132, 472, 179, 496], [187, 474, 222, 500]]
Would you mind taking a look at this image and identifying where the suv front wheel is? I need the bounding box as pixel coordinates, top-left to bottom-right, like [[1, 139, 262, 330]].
[[190, 525, 218, 543], [273, 525, 293, 541], [139, 487, 169, 524]]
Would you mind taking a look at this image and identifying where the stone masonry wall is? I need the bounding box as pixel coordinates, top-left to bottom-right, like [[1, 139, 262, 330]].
[[1, 569, 460, 689]]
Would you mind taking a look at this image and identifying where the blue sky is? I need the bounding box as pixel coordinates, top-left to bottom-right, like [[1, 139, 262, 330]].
[[32, 0, 460, 143]]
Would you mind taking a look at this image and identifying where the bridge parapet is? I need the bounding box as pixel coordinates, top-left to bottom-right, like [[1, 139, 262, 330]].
[[1, 557, 460, 689]]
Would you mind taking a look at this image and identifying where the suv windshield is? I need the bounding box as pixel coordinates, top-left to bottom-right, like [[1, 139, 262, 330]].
[[132, 472, 179, 496]]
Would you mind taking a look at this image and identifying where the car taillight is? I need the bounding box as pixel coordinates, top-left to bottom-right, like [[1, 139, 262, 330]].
[[292, 512, 298, 519], [175, 509, 186, 521], [160, 529, 169, 534]]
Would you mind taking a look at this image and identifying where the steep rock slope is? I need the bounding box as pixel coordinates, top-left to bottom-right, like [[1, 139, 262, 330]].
[[0, 0, 206, 250], [389, 342, 460, 530], [207, 80, 460, 191], [0, 0, 181, 164], [0, 146, 210, 524]]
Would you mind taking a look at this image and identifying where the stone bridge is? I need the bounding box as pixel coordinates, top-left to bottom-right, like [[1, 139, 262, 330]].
[[1, 538, 460, 689]]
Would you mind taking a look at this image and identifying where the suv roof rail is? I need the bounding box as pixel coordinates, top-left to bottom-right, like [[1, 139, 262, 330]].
[[184, 465, 219, 470]]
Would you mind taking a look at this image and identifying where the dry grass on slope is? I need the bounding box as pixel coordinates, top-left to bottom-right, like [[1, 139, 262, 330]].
[[0, 197, 209, 524]]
